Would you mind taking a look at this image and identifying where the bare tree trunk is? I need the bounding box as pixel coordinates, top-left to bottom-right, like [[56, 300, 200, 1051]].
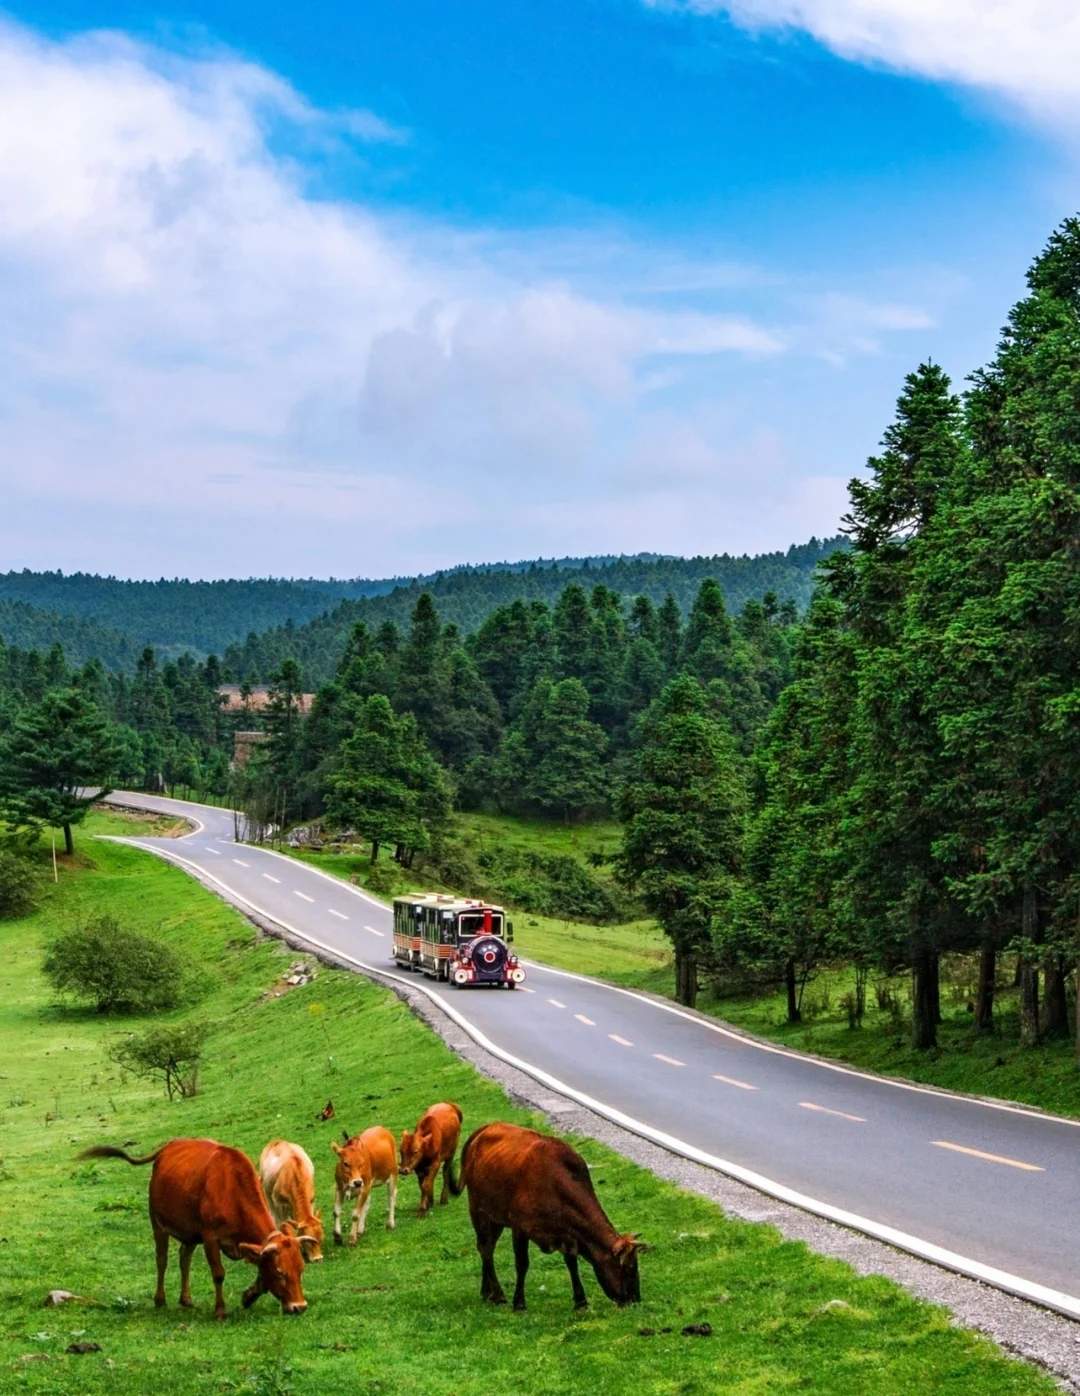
[[675, 948, 697, 1008], [974, 942, 996, 1033], [370, 840, 380, 866], [785, 958, 801, 1024], [1019, 885, 1041, 1048], [63, 822, 74, 856], [911, 944, 937, 1050], [929, 951, 942, 1025], [1043, 957, 1069, 1040]]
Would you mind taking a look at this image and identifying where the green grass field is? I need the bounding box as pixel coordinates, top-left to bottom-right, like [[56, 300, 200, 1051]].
[[0, 811, 1056, 1394], [285, 811, 1080, 1121]]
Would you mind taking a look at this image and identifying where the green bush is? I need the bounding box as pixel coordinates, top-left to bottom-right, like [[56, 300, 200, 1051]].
[[108, 1021, 208, 1098], [42, 916, 190, 1013], [0, 848, 43, 919]]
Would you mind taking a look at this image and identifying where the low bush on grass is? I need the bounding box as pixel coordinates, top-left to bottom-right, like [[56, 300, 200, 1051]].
[[108, 1021, 209, 1099], [0, 846, 43, 918], [42, 915, 192, 1013]]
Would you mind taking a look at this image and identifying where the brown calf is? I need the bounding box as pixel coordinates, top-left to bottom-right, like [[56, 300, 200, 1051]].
[[258, 1140, 324, 1261], [450, 1122, 646, 1311], [399, 1101, 462, 1216], [80, 1138, 313, 1318], [331, 1125, 398, 1244]]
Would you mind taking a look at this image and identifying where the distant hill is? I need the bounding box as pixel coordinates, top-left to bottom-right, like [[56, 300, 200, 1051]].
[[0, 599, 137, 670], [0, 539, 846, 675], [221, 538, 847, 685]]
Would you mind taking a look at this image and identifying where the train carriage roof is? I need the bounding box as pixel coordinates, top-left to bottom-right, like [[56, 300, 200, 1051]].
[[394, 893, 505, 915]]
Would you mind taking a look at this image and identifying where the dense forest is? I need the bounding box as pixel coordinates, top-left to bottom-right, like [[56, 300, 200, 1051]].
[[0, 541, 842, 674], [1, 218, 1076, 1065]]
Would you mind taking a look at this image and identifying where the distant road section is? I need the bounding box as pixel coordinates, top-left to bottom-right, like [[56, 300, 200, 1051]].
[[101, 791, 1080, 1321]]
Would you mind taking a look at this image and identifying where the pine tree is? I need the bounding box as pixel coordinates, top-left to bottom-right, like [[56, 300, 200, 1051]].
[[618, 676, 745, 1006]]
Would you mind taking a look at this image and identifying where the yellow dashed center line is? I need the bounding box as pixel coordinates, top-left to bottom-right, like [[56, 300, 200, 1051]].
[[799, 1101, 866, 1123], [932, 1140, 1044, 1172], [654, 1053, 685, 1067], [574, 1013, 596, 1026], [713, 1073, 757, 1091], [609, 1034, 633, 1047]]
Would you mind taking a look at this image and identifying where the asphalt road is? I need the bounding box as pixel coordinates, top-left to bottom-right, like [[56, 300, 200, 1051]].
[[103, 791, 1080, 1319]]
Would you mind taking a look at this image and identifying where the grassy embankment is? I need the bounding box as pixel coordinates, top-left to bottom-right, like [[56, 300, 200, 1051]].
[[0, 809, 1054, 1394], [289, 812, 1080, 1120]]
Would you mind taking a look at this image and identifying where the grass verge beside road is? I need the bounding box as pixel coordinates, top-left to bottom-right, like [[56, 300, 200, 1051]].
[[0, 812, 1054, 1393]]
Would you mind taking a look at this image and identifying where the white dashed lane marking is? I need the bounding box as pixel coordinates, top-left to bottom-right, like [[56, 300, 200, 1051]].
[[518, 986, 535, 994], [262, 873, 281, 884], [327, 908, 348, 921], [800, 1101, 866, 1123], [609, 1034, 633, 1048], [364, 925, 386, 938], [547, 998, 566, 1009], [205, 847, 221, 856], [654, 1053, 685, 1068], [933, 1140, 1044, 1173], [574, 1014, 596, 1026], [713, 1074, 758, 1091], [232, 858, 249, 867], [294, 890, 315, 903]]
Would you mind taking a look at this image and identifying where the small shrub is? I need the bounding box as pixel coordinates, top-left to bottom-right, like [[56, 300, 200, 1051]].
[[108, 1022, 208, 1099], [874, 982, 898, 1013], [42, 916, 190, 1014], [0, 848, 43, 919]]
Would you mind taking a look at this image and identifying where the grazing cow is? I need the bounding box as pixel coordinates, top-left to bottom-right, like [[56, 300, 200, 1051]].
[[331, 1126, 398, 1244], [259, 1140, 324, 1261], [450, 1122, 646, 1311], [399, 1102, 462, 1217], [80, 1138, 313, 1319]]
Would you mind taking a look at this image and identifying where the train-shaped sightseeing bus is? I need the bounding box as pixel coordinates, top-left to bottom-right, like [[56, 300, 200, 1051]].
[[392, 893, 525, 988]]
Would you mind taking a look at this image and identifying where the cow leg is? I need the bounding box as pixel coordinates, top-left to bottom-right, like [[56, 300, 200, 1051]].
[[204, 1240, 229, 1320], [152, 1224, 169, 1308], [564, 1252, 588, 1310], [475, 1219, 506, 1305], [417, 1164, 436, 1217], [333, 1184, 344, 1246], [178, 1242, 196, 1308], [350, 1183, 372, 1244], [512, 1230, 530, 1312], [386, 1174, 397, 1230]]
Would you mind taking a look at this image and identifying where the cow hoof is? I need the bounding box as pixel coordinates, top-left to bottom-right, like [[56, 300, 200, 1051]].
[[513, 1301, 527, 1313], [386, 1222, 395, 1231], [179, 1297, 194, 1309], [574, 1301, 589, 1311], [215, 1311, 228, 1322], [486, 1293, 507, 1306], [333, 1234, 343, 1247], [154, 1295, 166, 1309]]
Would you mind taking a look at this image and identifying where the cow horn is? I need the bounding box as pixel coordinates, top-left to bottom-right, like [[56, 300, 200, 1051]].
[[295, 1234, 318, 1246], [341, 1129, 351, 1144]]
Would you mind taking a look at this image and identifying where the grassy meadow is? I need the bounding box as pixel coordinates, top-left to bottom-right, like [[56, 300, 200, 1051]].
[[0, 809, 1057, 1394]]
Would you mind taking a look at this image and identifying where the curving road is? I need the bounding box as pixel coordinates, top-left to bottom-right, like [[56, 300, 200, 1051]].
[[102, 791, 1080, 1320]]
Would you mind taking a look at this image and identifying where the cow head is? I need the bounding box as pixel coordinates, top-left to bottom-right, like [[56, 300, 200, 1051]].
[[398, 1127, 422, 1175], [295, 1207, 324, 1262], [331, 1136, 370, 1196], [238, 1227, 309, 1315], [591, 1234, 647, 1306]]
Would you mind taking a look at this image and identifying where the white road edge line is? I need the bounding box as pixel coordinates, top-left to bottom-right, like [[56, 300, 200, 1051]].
[[101, 797, 1080, 1133], [328, 909, 349, 921], [101, 834, 1080, 1324]]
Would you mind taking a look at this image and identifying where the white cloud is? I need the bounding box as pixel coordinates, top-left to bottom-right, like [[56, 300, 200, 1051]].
[[0, 18, 933, 576], [648, 1, 1080, 132]]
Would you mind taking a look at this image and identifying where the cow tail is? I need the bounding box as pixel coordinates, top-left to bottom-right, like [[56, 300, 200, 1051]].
[[78, 1144, 163, 1167], [447, 1130, 477, 1197]]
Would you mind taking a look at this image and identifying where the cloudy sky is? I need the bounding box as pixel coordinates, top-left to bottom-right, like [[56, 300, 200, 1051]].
[[0, 1, 1074, 579]]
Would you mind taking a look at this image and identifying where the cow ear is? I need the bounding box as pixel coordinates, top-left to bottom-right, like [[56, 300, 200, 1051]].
[[238, 1242, 263, 1261], [331, 1141, 342, 1156], [281, 1219, 297, 1235]]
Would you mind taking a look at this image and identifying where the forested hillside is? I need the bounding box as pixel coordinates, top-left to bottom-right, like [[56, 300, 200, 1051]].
[[221, 540, 840, 685], [0, 541, 841, 674]]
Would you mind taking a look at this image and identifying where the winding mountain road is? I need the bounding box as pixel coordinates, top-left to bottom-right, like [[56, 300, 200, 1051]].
[[102, 791, 1080, 1320]]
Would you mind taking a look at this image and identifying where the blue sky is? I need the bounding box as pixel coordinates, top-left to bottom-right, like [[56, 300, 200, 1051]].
[[0, 1, 1074, 578]]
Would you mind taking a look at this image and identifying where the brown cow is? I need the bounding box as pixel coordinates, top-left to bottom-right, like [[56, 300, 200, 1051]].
[[80, 1138, 313, 1318], [399, 1101, 462, 1217], [450, 1122, 646, 1311], [331, 1126, 398, 1244], [259, 1140, 324, 1261]]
